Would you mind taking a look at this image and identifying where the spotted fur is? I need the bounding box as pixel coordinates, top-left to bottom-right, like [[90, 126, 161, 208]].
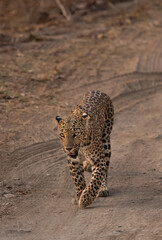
[[56, 90, 114, 208]]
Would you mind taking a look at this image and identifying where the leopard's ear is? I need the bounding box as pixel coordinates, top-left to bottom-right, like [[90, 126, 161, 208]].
[[56, 116, 62, 124]]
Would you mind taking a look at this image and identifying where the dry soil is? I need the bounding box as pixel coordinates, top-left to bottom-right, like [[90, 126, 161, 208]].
[[0, 1, 162, 240]]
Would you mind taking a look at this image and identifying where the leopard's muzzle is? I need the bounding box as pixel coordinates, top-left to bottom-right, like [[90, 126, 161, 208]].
[[65, 148, 78, 159]]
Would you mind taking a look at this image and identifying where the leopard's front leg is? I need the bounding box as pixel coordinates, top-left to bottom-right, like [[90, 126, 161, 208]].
[[79, 164, 106, 208], [79, 144, 107, 208], [68, 158, 86, 205]]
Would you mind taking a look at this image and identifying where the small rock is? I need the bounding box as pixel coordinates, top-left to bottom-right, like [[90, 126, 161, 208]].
[[4, 193, 15, 199], [113, 230, 123, 234], [0, 191, 5, 195], [0, 181, 4, 187], [13, 177, 20, 180], [97, 33, 104, 39], [4, 189, 10, 194]]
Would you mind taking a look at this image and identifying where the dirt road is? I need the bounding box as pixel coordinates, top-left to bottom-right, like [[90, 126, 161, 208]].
[[0, 1, 162, 239]]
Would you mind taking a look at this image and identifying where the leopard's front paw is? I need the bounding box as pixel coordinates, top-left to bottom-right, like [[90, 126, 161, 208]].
[[79, 189, 94, 209]]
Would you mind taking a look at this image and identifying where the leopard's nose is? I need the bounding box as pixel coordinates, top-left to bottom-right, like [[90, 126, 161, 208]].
[[66, 147, 72, 152]]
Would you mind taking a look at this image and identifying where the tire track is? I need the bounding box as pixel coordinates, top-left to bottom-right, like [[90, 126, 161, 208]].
[[137, 36, 162, 73]]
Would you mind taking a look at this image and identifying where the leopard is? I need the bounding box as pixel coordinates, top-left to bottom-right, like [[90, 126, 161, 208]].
[[56, 90, 114, 208]]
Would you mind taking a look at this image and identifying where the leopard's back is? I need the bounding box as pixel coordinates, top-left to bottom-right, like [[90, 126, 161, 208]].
[[80, 90, 111, 116], [79, 90, 114, 136]]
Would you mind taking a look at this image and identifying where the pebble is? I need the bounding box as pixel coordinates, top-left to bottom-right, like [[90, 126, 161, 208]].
[[0, 181, 4, 187], [4, 193, 15, 199], [113, 230, 123, 234], [0, 191, 5, 195]]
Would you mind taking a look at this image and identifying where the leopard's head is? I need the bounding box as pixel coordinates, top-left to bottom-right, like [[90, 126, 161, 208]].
[[56, 111, 91, 159]]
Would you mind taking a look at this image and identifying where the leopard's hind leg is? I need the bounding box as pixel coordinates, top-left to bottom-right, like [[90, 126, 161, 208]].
[[98, 136, 111, 197], [98, 103, 113, 197]]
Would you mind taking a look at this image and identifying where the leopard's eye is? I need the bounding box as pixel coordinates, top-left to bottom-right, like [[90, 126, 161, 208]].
[[60, 133, 65, 138]]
